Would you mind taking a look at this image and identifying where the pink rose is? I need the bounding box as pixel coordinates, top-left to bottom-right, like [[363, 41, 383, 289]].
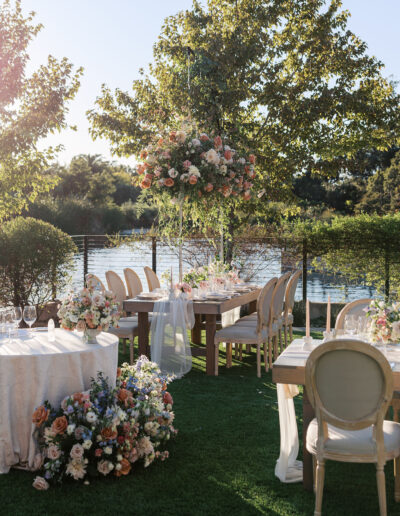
[[32, 476, 49, 491], [183, 160, 192, 169], [70, 444, 84, 459]]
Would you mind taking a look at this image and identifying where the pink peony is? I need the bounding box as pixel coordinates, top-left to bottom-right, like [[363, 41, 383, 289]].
[[183, 160, 192, 169]]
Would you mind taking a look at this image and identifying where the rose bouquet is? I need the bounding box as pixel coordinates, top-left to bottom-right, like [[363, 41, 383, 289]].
[[32, 357, 176, 489], [57, 274, 120, 332], [183, 260, 240, 289], [134, 129, 258, 202], [365, 299, 400, 343]]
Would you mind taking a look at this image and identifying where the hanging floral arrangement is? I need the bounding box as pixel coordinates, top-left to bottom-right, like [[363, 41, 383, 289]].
[[133, 129, 257, 202]]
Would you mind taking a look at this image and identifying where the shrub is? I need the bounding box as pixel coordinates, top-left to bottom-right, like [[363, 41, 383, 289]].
[[0, 217, 77, 307]]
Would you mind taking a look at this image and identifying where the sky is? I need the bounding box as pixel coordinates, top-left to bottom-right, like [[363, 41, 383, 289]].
[[21, 0, 400, 166]]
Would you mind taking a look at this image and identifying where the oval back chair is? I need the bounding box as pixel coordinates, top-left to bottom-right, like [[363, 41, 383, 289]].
[[105, 270, 127, 310], [270, 271, 291, 357], [305, 339, 399, 515], [85, 273, 105, 292], [144, 266, 161, 292], [335, 298, 372, 330], [124, 268, 143, 299], [282, 270, 302, 345]]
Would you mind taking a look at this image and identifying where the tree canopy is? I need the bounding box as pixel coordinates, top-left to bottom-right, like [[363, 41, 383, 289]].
[[88, 0, 400, 203], [0, 0, 83, 221]]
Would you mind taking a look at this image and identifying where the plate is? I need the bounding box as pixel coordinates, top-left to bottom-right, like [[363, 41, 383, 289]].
[[206, 294, 229, 301], [136, 293, 162, 300]]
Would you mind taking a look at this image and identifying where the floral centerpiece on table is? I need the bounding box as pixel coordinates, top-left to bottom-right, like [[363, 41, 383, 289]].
[[57, 274, 120, 334], [183, 260, 240, 289], [365, 299, 400, 343], [134, 129, 258, 202], [31, 357, 176, 489]]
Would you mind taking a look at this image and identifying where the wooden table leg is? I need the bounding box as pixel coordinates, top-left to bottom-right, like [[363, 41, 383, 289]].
[[205, 314, 217, 376], [138, 311, 149, 357], [249, 299, 257, 314], [191, 314, 202, 345], [303, 387, 315, 491]]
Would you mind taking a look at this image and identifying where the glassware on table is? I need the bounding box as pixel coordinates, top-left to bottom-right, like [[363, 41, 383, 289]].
[[357, 316, 369, 341], [4, 308, 14, 342], [12, 307, 22, 337], [0, 309, 6, 340], [344, 314, 357, 336], [23, 305, 37, 332]]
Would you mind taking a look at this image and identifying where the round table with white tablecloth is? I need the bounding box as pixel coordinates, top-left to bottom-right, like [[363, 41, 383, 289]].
[[0, 328, 118, 474]]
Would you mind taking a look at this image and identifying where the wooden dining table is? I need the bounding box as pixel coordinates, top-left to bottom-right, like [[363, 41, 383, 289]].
[[272, 338, 400, 491], [123, 288, 260, 376]]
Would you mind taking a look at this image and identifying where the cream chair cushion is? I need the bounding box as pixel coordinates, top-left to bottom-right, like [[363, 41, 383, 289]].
[[307, 418, 400, 459], [215, 324, 274, 343], [107, 320, 138, 339]]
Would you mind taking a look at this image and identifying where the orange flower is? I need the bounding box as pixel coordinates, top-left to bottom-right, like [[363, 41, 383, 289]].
[[140, 178, 151, 189], [244, 165, 251, 175], [51, 416, 68, 435], [163, 392, 173, 405], [144, 173, 153, 180], [73, 392, 85, 404], [198, 190, 202, 197], [169, 131, 177, 142], [32, 406, 49, 428], [164, 178, 174, 187], [243, 190, 251, 200], [118, 388, 131, 404], [200, 133, 209, 142], [115, 458, 131, 476], [139, 150, 148, 160], [224, 149, 232, 160], [249, 154, 256, 164], [222, 185, 231, 197], [136, 165, 145, 175], [204, 183, 213, 192], [101, 427, 118, 441], [157, 138, 164, 146], [189, 175, 198, 185], [214, 135, 222, 149]]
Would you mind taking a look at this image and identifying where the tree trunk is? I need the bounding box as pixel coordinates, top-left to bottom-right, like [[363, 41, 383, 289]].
[[302, 240, 308, 303]]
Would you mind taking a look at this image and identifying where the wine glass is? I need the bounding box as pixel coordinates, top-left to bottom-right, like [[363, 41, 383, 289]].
[[344, 314, 357, 336], [13, 307, 22, 336], [4, 308, 14, 342], [0, 309, 6, 340], [23, 305, 37, 332]]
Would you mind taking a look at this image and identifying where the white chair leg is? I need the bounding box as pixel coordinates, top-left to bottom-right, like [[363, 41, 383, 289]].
[[314, 459, 325, 516], [376, 463, 387, 516]]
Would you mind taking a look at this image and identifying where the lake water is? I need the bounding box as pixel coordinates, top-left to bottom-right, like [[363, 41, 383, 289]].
[[69, 239, 375, 302]]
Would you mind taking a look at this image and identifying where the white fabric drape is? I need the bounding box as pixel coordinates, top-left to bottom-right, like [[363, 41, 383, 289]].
[[221, 306, 241, 327], [275, 383, 303, 483], [0, 329, 118, 474], [150, 290, 195, 378]]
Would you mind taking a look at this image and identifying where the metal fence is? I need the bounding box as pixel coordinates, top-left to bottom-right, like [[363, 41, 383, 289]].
[[69, 234, 375, 303]]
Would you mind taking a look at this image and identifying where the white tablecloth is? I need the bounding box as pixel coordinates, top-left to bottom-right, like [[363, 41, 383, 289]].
[[0, 328, 118, 474]]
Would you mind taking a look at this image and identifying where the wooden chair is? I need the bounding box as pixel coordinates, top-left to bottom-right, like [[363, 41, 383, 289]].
[[282, 270, 302, 346], [335, 298, 372, 330], [105, 270, 138, 364], [305, 339, 400, 516], [144, 266, 161, 291], [214, 277, 278, 377], [124, 268, 143, 298], [236, 272, 291, 360]]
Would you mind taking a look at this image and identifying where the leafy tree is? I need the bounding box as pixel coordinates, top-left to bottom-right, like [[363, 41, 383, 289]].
[[0, 0, 83, 220], [0, 217, 77, 307], [356, 151, 400, 214], [88, 0, 400, 202]]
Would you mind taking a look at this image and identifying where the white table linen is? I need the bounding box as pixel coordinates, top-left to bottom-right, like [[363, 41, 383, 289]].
[[0, 328, 118, 474]]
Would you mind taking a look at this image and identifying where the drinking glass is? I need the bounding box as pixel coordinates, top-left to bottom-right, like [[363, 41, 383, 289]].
[[13, 307, 22, 336], [344, 314, 357, 336], [0, 309, 5, 340], [23, 305, 37, 332], [4, 308, 14, 341]]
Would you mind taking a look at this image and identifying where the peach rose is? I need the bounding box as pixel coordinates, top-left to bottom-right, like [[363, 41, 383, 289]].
[[189, 175, 198, 185], [76, 320, 86, 331], [32, 406, 49, 428], [73, 392, 85, 404], [214, 135, 223, 150], [140, 178, 151, 189], [157, 138, 164, 146], [163, 392, 173, 405], [224, 149, 232, 160], [32, 476, 49, 491], [118, 388, 131, 404], [204, 183, 213, 192], [200, 133, 209, 141], [169, 131, 177, 142], [164, 178, 174, 187], [101, 427, 118, 441], [139, 150, 148, 160], [115, 458, 131, 476], [51, 416, 68, 435], [249, 154, 256, 164], [243, 190, 251, 200]]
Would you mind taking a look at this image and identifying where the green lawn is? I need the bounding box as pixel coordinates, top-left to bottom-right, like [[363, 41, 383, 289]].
[[0, 330, 398, 515]]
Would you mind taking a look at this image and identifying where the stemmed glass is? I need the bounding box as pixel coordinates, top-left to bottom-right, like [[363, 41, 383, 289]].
[[344, 314, 357, 336], [13, 307, 22, 337], [23, 305, 37, 333], [4, 308, 14, 342], [0, 309, 6, 340]]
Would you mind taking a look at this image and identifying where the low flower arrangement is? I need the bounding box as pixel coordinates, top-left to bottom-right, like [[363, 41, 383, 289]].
[[31, 357, 176, 489], [365, 299, 400, 343], [134, 129, 260, 202], [183, 260, 240, 289], [57, 274, 120, 332]]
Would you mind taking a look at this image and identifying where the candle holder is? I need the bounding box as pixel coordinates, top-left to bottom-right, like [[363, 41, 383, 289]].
[[302, 335, 313, 350], [323, 330, 336, 342]]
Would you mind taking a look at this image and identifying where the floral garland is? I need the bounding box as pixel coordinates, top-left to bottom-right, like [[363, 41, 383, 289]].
[[365, 299, 400, 343], [57, 275, 120, 332], [134, 130, 259, 202], [31, 357, 176, 489], [182, 261, 240, 288]]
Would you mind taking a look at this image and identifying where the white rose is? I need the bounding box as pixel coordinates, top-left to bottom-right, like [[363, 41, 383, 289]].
[[191, 138, 201, 146], [176, 130, 186, 144], [117, 454, 123, 461], [168, 168, 178, 178], [86, 412, 97, 423], [115, 463, 122, 471], [205, 149, 220, 165], [188, 165, 200, 177], [67, 424, 76, 435], [220, 165, 227, 173], [104, 446, 112, 455], [82, 440, 92, 450]]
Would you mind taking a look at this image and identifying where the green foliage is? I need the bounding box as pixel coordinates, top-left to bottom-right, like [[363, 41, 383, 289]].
[[356, 151, 400, 214], [0, 1, 83, 220], [0, 217, 77, 306], [88, 0, 400, 204]]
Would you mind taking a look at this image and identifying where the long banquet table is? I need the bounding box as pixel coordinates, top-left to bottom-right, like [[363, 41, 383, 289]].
[[272, 338, 400, 491], [123, 288, 260, 376], [0, 328, 118, 474]]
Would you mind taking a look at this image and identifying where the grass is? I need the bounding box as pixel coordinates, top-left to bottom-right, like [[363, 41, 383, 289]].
[[0, 330, 398, 515]]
